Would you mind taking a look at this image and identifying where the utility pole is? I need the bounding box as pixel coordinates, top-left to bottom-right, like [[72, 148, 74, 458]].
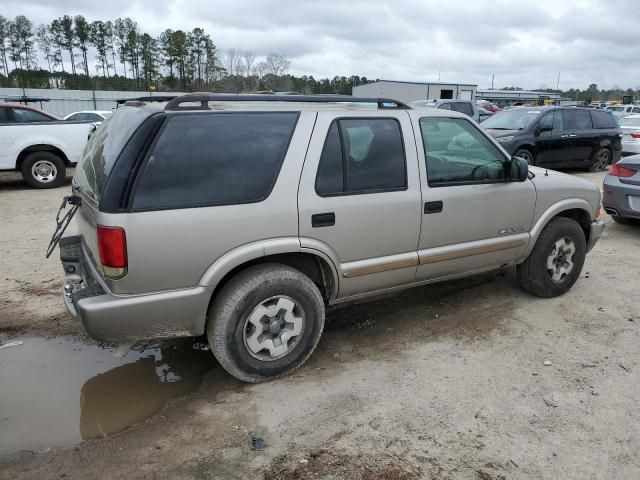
[[491, 74, 494, 89]]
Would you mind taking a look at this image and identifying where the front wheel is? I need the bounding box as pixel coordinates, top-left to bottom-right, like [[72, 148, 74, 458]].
[[207, 263, 325, 383], [514, 148, 535, 165], [21, 151, 66, 188], [517, 217, 586, 298]]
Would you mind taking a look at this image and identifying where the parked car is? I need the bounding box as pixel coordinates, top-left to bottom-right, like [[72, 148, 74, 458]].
[[56, 94, 605, 382], [410, 99, 481, 122], [477, 106, 494, 122], [64, 110, 113, 123], [0, 103, 95, 188], [602, 156, 640, 224], [606, 104, 640, 118], [483, 107, 622, 171], [617, 114, 640, 156]]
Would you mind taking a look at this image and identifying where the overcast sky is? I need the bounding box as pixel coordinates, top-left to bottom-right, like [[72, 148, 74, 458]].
[[4, 0, 638, 90]]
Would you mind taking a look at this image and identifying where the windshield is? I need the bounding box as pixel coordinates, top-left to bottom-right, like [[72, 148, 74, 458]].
[[620, 116, 640, 127], [73, 106, 153, 203], [481, 109, 542, 130]]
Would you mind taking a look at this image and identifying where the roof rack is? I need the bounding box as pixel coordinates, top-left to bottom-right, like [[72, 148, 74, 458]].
[[116, 95, 178, 106], [164, 94, 411, 111]]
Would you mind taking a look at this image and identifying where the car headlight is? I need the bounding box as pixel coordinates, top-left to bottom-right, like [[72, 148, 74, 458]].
[[496, 136, 514, 143]]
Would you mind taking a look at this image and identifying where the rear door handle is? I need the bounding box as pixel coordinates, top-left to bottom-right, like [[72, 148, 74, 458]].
[[560, 134, 569, 138], [424, 201, 443, 214], [569, 134, 578, 138], [311, 212, 335, 227]]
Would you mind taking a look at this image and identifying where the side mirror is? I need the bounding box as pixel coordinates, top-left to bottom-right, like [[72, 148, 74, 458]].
[[535, 124, 552, 136], [510, 156, 529, 182]]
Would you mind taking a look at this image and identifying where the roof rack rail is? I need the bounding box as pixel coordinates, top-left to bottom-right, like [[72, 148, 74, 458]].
[[116, 95, 178, 106], [164, 94, 411, 111]]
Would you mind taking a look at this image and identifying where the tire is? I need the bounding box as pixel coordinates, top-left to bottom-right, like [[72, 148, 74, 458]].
[[588, 148, 611, 172], [20, 151, 66, 188], [517, 217, 586, 298], [207, 263, 325, 383], [514, 148, 535, 165]]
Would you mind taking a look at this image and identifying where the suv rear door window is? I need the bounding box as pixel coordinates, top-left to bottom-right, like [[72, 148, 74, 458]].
[[563, 109, 593, 130], [132, 112, 298, 211], [452, 102, 473, 117], [590, 110, 618, 129], [315, 118, 407, 196]]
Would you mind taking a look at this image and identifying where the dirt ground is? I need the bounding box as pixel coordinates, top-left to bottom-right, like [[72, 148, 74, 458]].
[[1, 169, 639, 480]]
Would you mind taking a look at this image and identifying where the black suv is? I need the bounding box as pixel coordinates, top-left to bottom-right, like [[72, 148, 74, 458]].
[[482, 107, 622, 171]]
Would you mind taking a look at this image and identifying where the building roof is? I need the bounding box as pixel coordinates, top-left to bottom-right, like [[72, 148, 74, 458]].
[[356, 79, 478, 87]]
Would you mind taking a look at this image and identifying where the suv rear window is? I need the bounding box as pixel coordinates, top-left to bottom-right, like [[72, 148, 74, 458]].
[[74, 106, 153, 203], [132, 112, 298, 211], [590, 110, 618, 129]]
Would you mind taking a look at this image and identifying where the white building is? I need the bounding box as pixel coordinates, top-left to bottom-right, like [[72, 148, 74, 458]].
[[352, 80, 477, 103]]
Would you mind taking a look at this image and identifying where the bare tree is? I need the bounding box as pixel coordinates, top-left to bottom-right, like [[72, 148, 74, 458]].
[[0, 16, 10, 77], [264, 53, 290, 76], [224, 48, 243, 77], [241, 50, 255, 78]]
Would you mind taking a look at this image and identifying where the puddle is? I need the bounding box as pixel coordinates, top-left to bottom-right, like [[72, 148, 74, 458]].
[[0, 336, 214, 456]]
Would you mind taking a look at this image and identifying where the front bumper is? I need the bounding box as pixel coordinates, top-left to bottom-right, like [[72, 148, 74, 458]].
[[586, 218, 606, 252], [60, 236, 212, 342]]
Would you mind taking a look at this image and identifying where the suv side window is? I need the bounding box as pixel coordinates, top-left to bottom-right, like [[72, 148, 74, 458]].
[[438, 103, 452, 110], [420, 117, 506, 186], [0, 108, 12, 123], [315, 118, 406, 196], [12, 108, 52, 123], [452, 102, 473, 117], [563, 109, 593, 130], [539, 110, 563, 131], [591, 110, 618, 129], [132, 112, 298, 211]]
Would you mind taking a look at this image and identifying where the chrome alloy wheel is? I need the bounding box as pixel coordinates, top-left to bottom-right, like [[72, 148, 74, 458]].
[[31, 160, 57, 183], [243, 296, 305, 361], [546, 237, 576, 283]]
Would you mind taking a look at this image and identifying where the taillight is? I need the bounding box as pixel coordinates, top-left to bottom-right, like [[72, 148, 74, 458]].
[[97, 225, 127, 279], [609, 164, 638, 178], [631, 133, 640, 139]]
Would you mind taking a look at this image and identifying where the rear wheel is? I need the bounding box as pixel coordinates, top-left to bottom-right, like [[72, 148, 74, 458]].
[[207, 263, 325, 383], [517, 217, 586, 298], [20, 151, 66, 188], [514, 148, 535, 165], [589, 148, 611, 172]]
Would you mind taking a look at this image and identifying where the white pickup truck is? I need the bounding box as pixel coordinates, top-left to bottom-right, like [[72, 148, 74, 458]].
[[0, 103, 94, 188]]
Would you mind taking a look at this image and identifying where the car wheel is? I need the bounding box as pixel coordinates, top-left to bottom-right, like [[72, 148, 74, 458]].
[[514, 148, 535, 165], [21, 151, 66, 188], [207, 263, 325, 383], [517, 217, 586, 298], [588, 148, 611, 172]]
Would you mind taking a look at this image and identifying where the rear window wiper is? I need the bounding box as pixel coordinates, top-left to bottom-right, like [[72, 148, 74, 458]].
[[45, 195, 82, 258]]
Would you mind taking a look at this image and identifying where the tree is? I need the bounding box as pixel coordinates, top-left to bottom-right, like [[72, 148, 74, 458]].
[[224, 48, 242, 77], [105, 21, 116, 76], [49, 19, 67, 73], [59, 15, 76, 75], [139, 33, 158, 85], [74, 15, 91, 76], [159, 29, 176, 79], [0, 15, 10, 77], [36, 25, 56, 73], [121, 18, 140, 82], [241, 50, 255, 78], [89, 20, 112, 77], [189, 28, 209, 87], [264, 53, 290, 76], [113, 18, 128, 78], [11, 16, 36, 70]]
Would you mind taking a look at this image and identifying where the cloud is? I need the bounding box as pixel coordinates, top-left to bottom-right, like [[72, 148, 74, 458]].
[[3, 0, 639, 89]]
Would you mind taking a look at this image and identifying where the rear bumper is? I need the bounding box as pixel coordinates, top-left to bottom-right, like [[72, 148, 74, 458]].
[[621, 140, 640, 155], [602, 175, 640, 220], [60, 236, 212, 342], [586, 218, 606, 252]]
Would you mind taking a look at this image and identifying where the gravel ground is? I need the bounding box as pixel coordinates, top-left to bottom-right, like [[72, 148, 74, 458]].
[[1, 169, 639, 480]]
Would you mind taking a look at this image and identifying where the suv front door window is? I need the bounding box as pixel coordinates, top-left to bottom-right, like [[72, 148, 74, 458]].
[[536, 110, 568, 166], [412, 113, 536, 282]]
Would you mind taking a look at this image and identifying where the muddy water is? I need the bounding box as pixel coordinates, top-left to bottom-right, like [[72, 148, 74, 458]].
[[0, 336, 214, 456]]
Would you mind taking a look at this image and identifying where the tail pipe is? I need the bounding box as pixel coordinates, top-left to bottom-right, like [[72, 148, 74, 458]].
[[604, 207, 619, 216]]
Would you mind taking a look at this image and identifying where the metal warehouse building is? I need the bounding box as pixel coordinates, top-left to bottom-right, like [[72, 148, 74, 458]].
[[352, 80, 478, 103]]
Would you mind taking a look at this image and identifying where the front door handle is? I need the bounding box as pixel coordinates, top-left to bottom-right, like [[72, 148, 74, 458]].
[[424, 201, 443, 214], [569, 133, 577, 137], [560, 134, 569, 138], [312, 212, 335, 227]]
